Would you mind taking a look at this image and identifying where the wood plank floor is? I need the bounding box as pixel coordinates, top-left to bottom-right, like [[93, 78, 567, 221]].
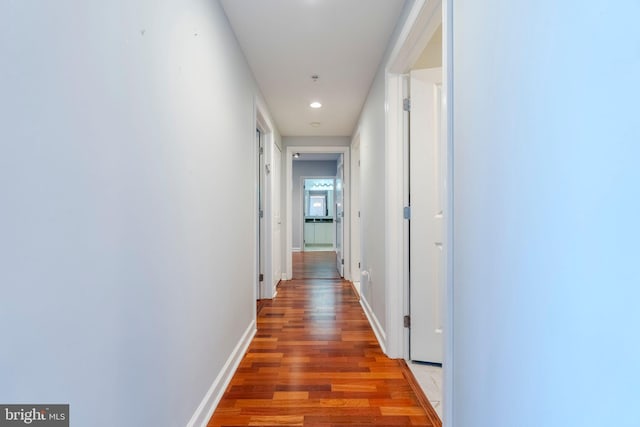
[[208, 268, 441, 426], [292, 251, 341, 280]]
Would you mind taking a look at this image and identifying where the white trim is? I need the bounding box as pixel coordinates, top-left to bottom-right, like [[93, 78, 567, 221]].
[[285, 146, 350, 281], [384, 72, 405, 359], [352, 281, 361, 296], [385, 0, 445, 361], [442, 1, 454, 425], [387, 0, 442, 74], [349, 133, 361, 292], [401, 74, 411, 362], [186, 321, 256, 427], [360, 296, 387, 354], [292, 247, 302, 252]]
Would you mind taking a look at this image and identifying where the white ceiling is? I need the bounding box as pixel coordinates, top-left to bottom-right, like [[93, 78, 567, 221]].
[[220, 0, 405, 137]]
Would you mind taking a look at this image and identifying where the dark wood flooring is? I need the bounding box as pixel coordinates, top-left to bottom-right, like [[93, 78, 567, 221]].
[[292, 251, 341, 280], [208, 255, 440, 426]]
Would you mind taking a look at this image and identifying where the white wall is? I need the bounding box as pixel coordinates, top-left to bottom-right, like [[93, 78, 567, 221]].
[[291, 161, 338, 250], [354, 68, 388, 332], [352, 1, 416, 345], [452, 1, 640, 426], [0, 1, 278, 425], [413, 24, 442, 69]]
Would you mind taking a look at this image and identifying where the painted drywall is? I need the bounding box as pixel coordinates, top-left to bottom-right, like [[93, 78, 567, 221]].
[[292, 161, 338, 250], [412, 23, 442, 69], [0, 1, 279, 425], [354, 68, 388, 331], [452, 1, 640, 426], [352, 0, 416, 342]]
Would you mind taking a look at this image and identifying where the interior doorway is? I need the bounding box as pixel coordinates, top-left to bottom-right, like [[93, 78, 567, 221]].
[[384, 0, 450, 422], [285, 146, 350, 282], [255, 99, 279, 306], [257, 128, 265, 300]]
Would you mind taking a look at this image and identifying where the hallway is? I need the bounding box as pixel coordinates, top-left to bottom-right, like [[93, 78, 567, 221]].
[[292, 252, 342, 280], [208, 257, 440, 426]]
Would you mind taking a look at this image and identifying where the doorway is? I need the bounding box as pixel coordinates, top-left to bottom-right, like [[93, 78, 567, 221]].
[[384, 0, 450, 422], [257, 128, 265, 300], [285, 146, 350, 282], [255, 99, 280, 306]]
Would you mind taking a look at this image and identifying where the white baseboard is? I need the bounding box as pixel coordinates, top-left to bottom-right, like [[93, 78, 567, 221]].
[[186, 320, 256, 427], [360, 296, 387, 354], [352, 281, 361, 296], [292, 247, 302, 252]]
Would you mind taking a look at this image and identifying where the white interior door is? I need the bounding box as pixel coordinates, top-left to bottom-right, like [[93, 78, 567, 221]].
[[335, 155, 344, 277], [409, 68, 444, 363], [272, 144, 282, 284]]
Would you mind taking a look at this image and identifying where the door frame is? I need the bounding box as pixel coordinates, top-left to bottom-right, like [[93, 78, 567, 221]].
[[255, 97, 278, 301], [350, 133, 361, 295], [384, 0, 453, 424], [335, 154, 344, 277], [285, 146, 350, 281]]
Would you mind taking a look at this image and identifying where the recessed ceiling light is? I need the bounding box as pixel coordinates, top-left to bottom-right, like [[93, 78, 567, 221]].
[[310, 122, 321, 127], [310, 102, 322, 109]]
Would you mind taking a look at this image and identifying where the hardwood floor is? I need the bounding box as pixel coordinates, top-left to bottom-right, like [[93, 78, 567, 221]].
[[208, 259, 441, 426], [292, 251, 341, 280]]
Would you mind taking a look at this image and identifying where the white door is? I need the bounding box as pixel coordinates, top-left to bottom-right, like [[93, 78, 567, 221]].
[[409, 68, 444, 363], [272, 144, 282, 284], [335, 155, 344, 277]]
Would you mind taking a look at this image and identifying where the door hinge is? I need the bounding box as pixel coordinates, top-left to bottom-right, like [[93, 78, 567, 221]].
[[404, 315, 411, 328], [403, 206, 411, 220], [259, 209, 264, 218], [341, 259, 344, 265], [259, 145, 264, 155], [358, 262, 360, 269], [259, 273, 264, 282], [403, 97, 411, 112], [358, 211, 361, 218]]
